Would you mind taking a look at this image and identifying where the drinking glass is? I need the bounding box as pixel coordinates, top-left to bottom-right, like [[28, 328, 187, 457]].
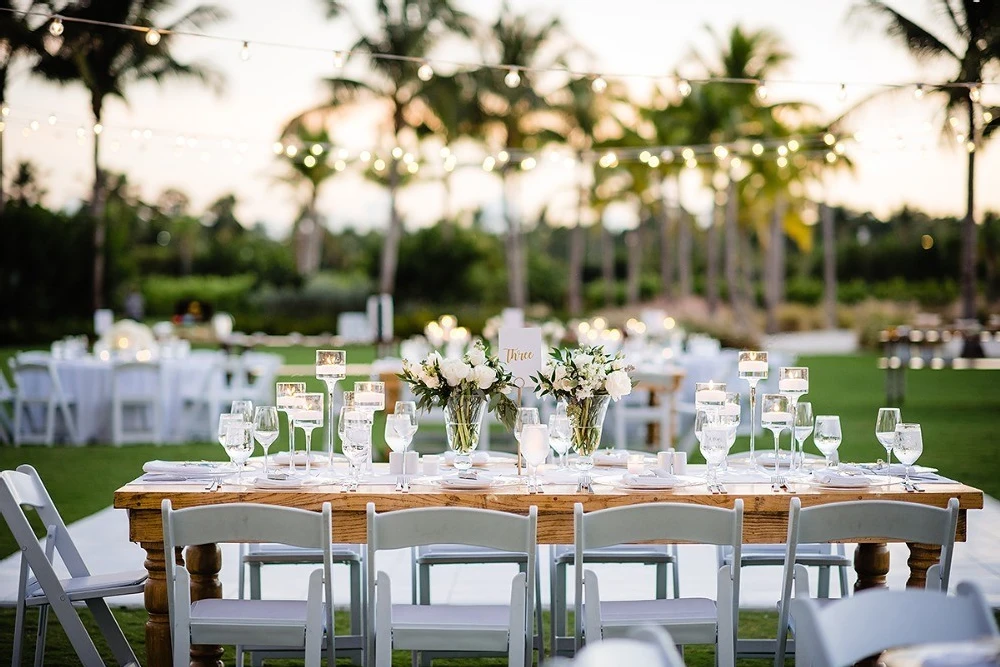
[[231, 400, 253, 423], [893, 423, 923, 486], [316, 349, 347, 457], [876, 407, 901, 482], [293, 393, 324, 476], [514, 407, 540, 445], [394, 401, 419, 438], [521, 423, 550, 492], [548, 414, 572, 468], [276, 382, 306, 472], [792, 402, 814, 474], [738, 351, 768, 469], [814, 415, 843, 468], [217, 413, 244, 467], [342, 410, 372, 489], [700, 422, 729, 487], [253, 406, 279, 476], [354, 382, 385, 475], [338, 391, 355, 452], [693, 409, 713, 449], [778, 367, 809, 413], [761, 393, 792, 478], [385, 413, 417, 480], [720, 392, 741, 455], [224, 421, 255, 486]]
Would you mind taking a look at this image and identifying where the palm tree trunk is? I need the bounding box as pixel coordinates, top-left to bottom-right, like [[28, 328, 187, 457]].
[[724, 178, 742, 316], [90, 96, 107, 311], [659, 176, 675, 301], [821, 203, 837, 329], [765, 196, 786, 334], [626, 225, 641, 305], [706, 202, 720, 315], [567, 181, 587, 316], [602, 225, 615, 306], [0, 71, 5, 215], [502, 167, 526, 308], [379, 161, 403, 294], [678, 207, 692, 299], [961, 96, 978, 321]]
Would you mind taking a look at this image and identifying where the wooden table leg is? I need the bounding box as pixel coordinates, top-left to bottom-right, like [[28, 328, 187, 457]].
[[141, 542, 176, 667], [186, 544, 224, 667], [906, 543, 941, 589], [853, 542, 890, 592]]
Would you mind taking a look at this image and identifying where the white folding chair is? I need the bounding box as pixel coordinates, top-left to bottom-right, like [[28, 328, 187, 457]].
[[790, 581, 998, 667], [553, 626, 687, 667], [612, 387, 672, 451], [0, 364, 15, 443], [235, 542, 364, 666], [575, 500, 744, 667], [1, 465, 146, 666], [775, 497, 960, 666], [162, 500, 335, 667], [111, 360, 163, 445], [12, 359, 78, 445], [367, 502, 537, 667]]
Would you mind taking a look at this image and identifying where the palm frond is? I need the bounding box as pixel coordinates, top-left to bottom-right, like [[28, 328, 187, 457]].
[[852, 0, 959, 61]]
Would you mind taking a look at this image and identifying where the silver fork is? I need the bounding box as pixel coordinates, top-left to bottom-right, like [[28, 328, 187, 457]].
[[204, 479, 220, 492], [395, 476, 404, 492], [903, 480, 925, 493], [771, 475, 786, 492]]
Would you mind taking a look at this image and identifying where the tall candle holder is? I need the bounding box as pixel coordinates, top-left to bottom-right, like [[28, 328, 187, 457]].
[[778, 367, 809, 469], [353, 381, 385, 474], [738, 351, 768, 470], [316, 350, 347, 459], [276, 382, 306, 474]]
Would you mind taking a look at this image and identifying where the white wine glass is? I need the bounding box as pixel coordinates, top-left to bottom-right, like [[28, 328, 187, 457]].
[[893, 423, 923, 487], [876, 407, 901, 482], [342, 410, 371, 491], [814, 415, 843, 469], [515, 407, 539, 447], [253, 406, 279, 477], [720, 392, 741, 456], [385, 413, 416, 488], [700, 422, 729, 488], [217, 413, 244, 468], [231, 400, 253, 423], [224, 421, 255, 486], [354, 381, 385, 475], [521, 423, 550, 493], [792, 402, 814, 474], [548, 414, 572, 469], [394, 401, 419, 443], [761, 393, 792, 483], [293, 393, 324, 476]]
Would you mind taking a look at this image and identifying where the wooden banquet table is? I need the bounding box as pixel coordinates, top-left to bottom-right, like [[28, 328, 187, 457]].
[[114, 473, 984, 667]]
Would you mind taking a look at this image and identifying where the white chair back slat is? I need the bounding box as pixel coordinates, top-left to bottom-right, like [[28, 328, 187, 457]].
[[166, 503, 332, 551], [369, 506, 537, 553], [576, 501, 745, 550]]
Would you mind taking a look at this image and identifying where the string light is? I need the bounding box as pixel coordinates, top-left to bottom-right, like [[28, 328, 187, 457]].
[[685, 157, 697, 169], [48, 16, 63, 36], [497, 150, 509, 163], [591, 76, 607, 93], [373, 158, 386, 171], [660, 149, 674, 162], [335, 159, 347, 171], [681, 147, 694, 161], [240, 41, 251, 61], [272, 141, 283, 154], [48, 114, 57, 125], [966, 141, 976, 153], [520, 156, 536, 170], [756, 81, 768, 100], [787, 139, 800, 152], [1, 103, 8, 117], [647, 155, 660, 167], [483, 156, 496, 171], [391, 146, 404, 159], [826, 151, 837, 163], [303, 154, 316, 167], [838, 83, 847, 101], [777, 145, 788, 156], [504, 68, 521, 88], [776, 155, 788, 168], [824, 133, 835, 145], [29, 120, 39, 131], [310, 143, 323, 155], [639, 150, 651, 163], [969, 85, 981, 103], [677, 78, 692, 97], [284, 144, 297, 157], [985, 111, 994, 123], [402, 152, 414, 164], [93, 123, 103, 135], [145, 28, 161, 46], [359, 150, 371, 162], [417, 63, 433, 81], [713, 145, 728, 159], [333, 51, 347, 69], [337, 148, 348, 159], [914, 84, 924, 99], [752, 143, 764, 156]]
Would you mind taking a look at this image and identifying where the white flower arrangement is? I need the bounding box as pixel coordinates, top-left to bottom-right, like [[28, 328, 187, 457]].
[[532, 345, 635, 403], [399, 340, 518, 430]]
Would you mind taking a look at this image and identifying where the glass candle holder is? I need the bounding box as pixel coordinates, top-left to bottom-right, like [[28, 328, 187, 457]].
[[737, 351, 768, 469]]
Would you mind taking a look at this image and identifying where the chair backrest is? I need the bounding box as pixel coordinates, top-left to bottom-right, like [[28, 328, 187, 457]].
[[0, 366, 14, 401], [112, 360, 162, 399], [790, 581, 999, 667], [783, 497, 959, 595], [162, 499, 333, 639], [12, 361, 61, 400]]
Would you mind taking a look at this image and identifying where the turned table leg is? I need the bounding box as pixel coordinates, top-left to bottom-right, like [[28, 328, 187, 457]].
[[186, 544, 224, 667], [906, 543, 941, 589], [141, 542, 177, 667], [854, 542, 890, 592]]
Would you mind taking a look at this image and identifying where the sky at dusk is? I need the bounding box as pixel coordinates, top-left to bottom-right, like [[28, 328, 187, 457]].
[[4, 0, 998, 237]]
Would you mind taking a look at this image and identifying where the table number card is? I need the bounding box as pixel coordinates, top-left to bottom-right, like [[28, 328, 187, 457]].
[[499, 327, 543, 390]]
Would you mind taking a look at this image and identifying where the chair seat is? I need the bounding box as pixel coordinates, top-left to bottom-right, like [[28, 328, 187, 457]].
[[416, 544, 527, 565], [554, 544, 676, 565], [390, 603, 512, 651], [25, 570, 147, 605], [189, 599, 318, 646], [741, 552, 851, 567], [244, 543, 361, 564], [596, 598, 718, 645]]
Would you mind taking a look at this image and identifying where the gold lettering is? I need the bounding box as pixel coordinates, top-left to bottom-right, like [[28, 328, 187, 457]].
[[504, 348, 535, 363]]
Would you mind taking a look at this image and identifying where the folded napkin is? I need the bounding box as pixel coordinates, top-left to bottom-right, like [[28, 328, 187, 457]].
[[623, 472, 683, 489], [442, 451, 491, 466], [812, 470, 871, 488], [140, 473, 215, 484], [592, 450, 629, 466], [254, 475, 325, 489], [272, 451, 329, 466], [438, 476, 494, 490], [142, 460, 229, 477]]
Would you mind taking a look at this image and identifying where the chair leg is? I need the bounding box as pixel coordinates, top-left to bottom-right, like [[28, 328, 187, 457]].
[[13, 599, 26, 666], [534, 556, 544, 660], [671, 546, 681, 598], [656, 562, 668, 599], [549, 550, 559, 656], [350, 560, 363, 636], [839, 564, 849, 597], [817, 565, 831, 598], [34, 605, 49, 667], [249, 561, 262, 600], [86, 599, 139, 667], [419, 565, 432, 667]]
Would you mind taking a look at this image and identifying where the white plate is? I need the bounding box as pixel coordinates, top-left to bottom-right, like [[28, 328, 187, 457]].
[[142, 460, 233, 477], [410, 473, 520, 490], [272, 451, 331, 467], [253, 474, 330, 489], [795, 472, 902, 489], [598, 474, 704, 491], [441, 451, 515, 467]]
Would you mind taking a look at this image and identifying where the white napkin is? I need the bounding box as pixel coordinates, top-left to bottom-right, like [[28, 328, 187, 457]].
[[272, 451, 329, 466], [442, 451, 491, 466], [254, 475, 325, 489], [592, 450, 629, 466], [812, 470, 871, 488], [142, 460, 229, 477], [623, 473, 682, 489], [438, 476, 493, 490]]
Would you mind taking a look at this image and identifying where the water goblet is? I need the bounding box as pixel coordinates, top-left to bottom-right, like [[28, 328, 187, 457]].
[[792, 402, 814, 474], [719, 392, 741, 471], [231, 400, 253, 423], [316, 350, 347, 457], [293, 393, 324, 476], [876, 407, 901, 482], [253, 406, 279, 477], [814, 415, 843, 469], [354, 382, 385, 474], [515, 407, 540, 471], [521, 423, 550, 493], [893, 423, 923, 487], [700, 422, 729, 488], [276, 382, 306, 472], [761, 393, 792, 484], [738, 351, 768, 469], [385, 412, 417, 486], [338, 391, 355, 452], [217, 413, 244, 468], [224, 421, 255, 486], [548, 414, 572, 469], [394, 401, 419, 444], [342, 410, 372, 490]]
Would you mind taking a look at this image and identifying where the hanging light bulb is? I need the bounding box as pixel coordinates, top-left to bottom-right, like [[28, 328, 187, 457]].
[[497, 150, 509, 163], [93, 123, 103, 135], [984, 111, 993, 123], [504, 68, 521, 88], [520, 156, 536, 170], [145, 28, 161, 46], [285, 144, 297, 157], [29, 120, 39, 131], [373, 158, 386, 172], [681, 147, 694, 161], [48, 114, 57, 126], [483, 156, 496, 171], [777, 145, 788, 157], [359, 150, 372, 163], [755, 81, 768, 101], [787, 139, 800, 152], [303, 155, 317, 168], [677, 78, 692, 97], [333, 51, 347, 69], [713, 145, 728, 159], [751, 143, 764, 156], [49, 16, 64, 37], [240, 41, 251, 61], [272, 141, 284, 155], [838, 83, 847, 101], [591, 76, 607, 93], [826, 152, 837, 163], [776, 155, 788, 168], [1, 103, 9, 117], [335, 159, 347, 171], [914, 84, 925, 99], [647, 155, 660, 167], [639, 150, 651, 163], [417, 63, 434, 81], [310, 144, 323, 156], [391, 146, 404, 159], [969, 85, 981, 103], [824, 133, 836, 146]]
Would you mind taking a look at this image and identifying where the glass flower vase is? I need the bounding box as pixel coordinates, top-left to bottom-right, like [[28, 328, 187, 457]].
[[444, 391, 487, 471], [567, 394, 612, 472]]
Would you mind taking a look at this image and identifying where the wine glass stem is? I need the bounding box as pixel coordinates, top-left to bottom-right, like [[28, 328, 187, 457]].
[[263, 447, 269, 476], [325, 380, 339, 463], [287, 413, 296, 473], [773, 429, 780, 476], [304, 429, 312, 475], [885, 448, 893, 482], [748, 383, 758, 465]]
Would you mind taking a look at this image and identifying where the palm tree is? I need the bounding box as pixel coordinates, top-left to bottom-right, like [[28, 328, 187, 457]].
[[853, 0, 1000, 323], [292, 0, 474, 296], [37, 0, 225, 309], [0, 1, 46, 213], [276, 126, 337, 276]]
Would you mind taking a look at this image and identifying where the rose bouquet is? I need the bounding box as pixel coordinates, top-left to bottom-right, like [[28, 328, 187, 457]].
[[532, 346, 635, 467], [400, 341, 518, 468]]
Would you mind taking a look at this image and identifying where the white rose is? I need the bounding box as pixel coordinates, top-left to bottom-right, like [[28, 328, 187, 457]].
[[612, 358, 625, 370], [605, 369, 632, 401], [440, 358, 472, 387], [426, 351, 442, 368], [468, 347, 487, 367], [418, 368, 440, 389], [573, 353, 593, 369], [471, 364, 497, 390], [576, 386, 593, 400]]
